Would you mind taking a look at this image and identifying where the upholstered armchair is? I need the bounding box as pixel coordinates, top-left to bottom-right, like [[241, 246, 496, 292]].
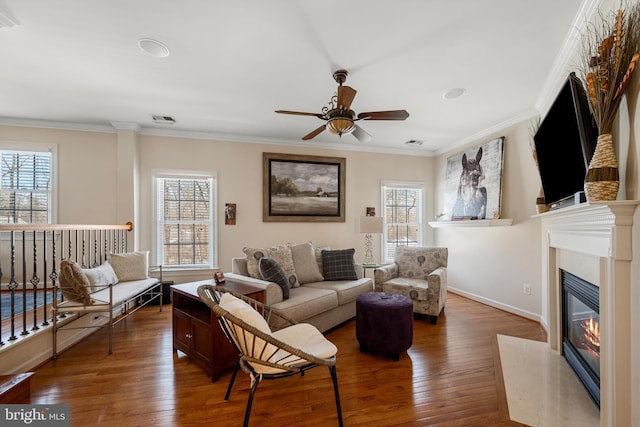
[[374, 246, 448, 324]]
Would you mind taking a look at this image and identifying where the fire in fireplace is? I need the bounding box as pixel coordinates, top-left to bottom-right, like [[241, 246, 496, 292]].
[[562, 270, 600, 407]]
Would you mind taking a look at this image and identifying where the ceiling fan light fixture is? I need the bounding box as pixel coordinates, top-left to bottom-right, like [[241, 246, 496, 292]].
[[327, 117, 355, 136]]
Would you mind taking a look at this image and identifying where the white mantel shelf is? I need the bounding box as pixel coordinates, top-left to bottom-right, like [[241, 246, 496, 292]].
[[428, 218, 513, 228]]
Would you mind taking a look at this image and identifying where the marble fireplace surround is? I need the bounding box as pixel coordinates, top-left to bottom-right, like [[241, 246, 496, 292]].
[[540, 201, 638, 427]]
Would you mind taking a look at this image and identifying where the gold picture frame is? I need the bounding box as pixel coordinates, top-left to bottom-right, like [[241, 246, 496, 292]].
[[263, 152, 346, 222]]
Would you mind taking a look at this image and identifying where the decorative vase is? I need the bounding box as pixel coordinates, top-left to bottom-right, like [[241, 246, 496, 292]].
[[536, 186, 549, 214], [584, 133, 619, 202]]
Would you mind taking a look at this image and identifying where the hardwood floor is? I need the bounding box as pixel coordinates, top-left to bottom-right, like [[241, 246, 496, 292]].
[[30, 292, 546, 426]]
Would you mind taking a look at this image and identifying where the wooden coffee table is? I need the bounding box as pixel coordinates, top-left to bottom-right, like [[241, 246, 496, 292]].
[[172, 279, 264, 381]]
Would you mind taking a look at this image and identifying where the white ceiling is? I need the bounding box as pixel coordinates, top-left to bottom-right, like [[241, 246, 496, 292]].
[[0, 0, 590, 155]]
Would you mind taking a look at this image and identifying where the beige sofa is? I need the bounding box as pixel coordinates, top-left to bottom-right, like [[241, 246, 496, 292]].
[[227, 242, 373, 332]]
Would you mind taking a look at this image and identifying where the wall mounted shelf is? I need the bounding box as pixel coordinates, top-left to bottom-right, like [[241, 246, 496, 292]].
[[428, 219, 513, 228]]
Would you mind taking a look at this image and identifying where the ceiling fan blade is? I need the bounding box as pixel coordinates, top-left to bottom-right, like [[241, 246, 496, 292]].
[[352, 124, 372, 143], [275, 110, 325, 119], [357, 110, 409, 120], [302, 125, 326, 140], [337, 86, 357, 110]]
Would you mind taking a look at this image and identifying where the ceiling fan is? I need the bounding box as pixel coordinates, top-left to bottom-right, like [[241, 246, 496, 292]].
[[275, 69, 409, 143]]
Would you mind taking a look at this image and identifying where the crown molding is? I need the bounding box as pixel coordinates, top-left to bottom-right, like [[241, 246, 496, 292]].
[[535, 0, 601, 117]]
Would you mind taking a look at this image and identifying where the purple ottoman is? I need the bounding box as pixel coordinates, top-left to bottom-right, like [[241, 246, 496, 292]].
[[356, 292, 413, 361]]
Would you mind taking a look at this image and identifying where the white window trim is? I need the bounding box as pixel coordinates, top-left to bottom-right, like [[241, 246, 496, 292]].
[[0, 140, 58, 225], [152, 169, 217, 270], [381, 180, 425, 263]]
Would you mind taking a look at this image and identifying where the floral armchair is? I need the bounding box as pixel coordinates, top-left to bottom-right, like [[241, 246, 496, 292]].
[[374, 246, 448, 324]]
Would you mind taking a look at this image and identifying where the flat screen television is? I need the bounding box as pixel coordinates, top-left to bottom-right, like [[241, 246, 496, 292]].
[[534, 72, 598, 208]]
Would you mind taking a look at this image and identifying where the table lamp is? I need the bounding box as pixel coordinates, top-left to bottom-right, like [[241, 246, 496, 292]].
[[357, 216, 383, 265]]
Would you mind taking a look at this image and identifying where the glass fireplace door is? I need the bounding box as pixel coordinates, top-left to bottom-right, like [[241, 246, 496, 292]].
[[562, 270, 600, 407]]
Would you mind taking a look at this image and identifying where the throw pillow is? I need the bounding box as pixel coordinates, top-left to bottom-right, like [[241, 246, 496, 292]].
[[109, 251, 149, 281], [243, 244, 299, 287], [290, 242, 324, 284], [83, 262, 119, 291], [58, 259, 93, 305], [322, 248, 358, 281], [258, 257, 290, 299], [314, 245, 330, 278]]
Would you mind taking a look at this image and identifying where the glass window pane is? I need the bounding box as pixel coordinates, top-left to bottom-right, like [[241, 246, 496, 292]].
[[382, 185, 423, 263], [0, 150, 51, 224], [157, 177, 214, 268]]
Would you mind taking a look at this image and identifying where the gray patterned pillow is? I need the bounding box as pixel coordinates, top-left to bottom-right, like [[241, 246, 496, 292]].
[[243, 244, 299, 287], [258, 257, 290, 299], [322, 248, 358, 281]]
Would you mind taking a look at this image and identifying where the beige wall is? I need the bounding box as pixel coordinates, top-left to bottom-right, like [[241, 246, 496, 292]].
[[136, 135, 436, 276], [432, 121, 544, 320]]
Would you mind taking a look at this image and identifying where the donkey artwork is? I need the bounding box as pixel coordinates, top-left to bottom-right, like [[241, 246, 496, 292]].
[[452, 147, 487, 219]]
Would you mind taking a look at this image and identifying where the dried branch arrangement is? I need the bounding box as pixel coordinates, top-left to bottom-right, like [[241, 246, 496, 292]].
[[578, 2, 640, 134]]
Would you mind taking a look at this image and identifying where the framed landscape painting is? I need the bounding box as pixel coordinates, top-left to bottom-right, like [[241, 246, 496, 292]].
[[443, 137, 505, 220], [263, 152, 346, 222]]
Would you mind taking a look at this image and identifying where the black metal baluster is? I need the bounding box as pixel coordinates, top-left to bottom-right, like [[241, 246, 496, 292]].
[[52, 230, 63, 319], [42, 230, 50, 326], [81, 230, 86, 268], [21, 230, 28, 336], [31, 230, 40, 331], [8, 231, 18, 341]]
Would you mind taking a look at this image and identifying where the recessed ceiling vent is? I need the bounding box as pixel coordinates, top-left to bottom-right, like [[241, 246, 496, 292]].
[[152, 115, 176, 125], [405, 139, 424, 147]]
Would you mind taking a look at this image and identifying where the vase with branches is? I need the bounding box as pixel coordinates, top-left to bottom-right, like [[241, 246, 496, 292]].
[[577, 1, 640, 201]]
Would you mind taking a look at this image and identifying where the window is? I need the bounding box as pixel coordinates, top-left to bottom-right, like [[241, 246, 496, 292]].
[[382, 183, 423, 263], [0, 149, 52, 224], [155, 175, 215, 269]]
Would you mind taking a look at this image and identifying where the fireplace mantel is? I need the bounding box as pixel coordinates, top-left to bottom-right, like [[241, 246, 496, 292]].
[[540, 200, 639, 427]]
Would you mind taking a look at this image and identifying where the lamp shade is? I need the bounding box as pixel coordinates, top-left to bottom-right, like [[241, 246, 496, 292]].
[[357, 216, 383, 234]]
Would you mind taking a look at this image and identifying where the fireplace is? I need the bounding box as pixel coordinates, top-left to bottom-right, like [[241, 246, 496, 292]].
[[541, 201, 638, 426], [562, 270, 600, 407]]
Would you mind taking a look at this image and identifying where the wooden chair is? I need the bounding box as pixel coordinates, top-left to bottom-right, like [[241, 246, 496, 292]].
[[197, 285, 344, 427]]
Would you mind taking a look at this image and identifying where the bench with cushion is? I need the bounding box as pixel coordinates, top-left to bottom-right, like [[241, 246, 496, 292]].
[[52, 251, 162, 358]]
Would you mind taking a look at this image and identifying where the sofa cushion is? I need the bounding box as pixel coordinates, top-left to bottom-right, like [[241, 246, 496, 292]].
[[383, 278, 429, 299], [58, 259, 93, 305], [243, 245, 299, 288], [290, 242, 324, 284], [258, 257, 290, 299], [83, 262, 119, 291], [270, 287, 337, 327], [109, 251, 149, 281], [303, 278, 373, 306], [322, 249, 358, 281]]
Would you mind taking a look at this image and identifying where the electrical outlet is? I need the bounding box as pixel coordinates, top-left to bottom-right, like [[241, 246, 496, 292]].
[[523, 283, 531, 295]]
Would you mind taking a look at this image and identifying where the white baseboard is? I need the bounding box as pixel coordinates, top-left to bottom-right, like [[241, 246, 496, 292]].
[[448, 286, 543, 324]]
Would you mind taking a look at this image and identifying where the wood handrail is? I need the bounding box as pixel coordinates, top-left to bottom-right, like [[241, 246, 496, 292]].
[[0, 222, 133, 232]]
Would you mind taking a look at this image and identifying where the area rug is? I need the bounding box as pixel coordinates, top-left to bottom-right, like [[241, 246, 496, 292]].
[[0, 291, 57, 320], [497, 334, 599, 427]]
